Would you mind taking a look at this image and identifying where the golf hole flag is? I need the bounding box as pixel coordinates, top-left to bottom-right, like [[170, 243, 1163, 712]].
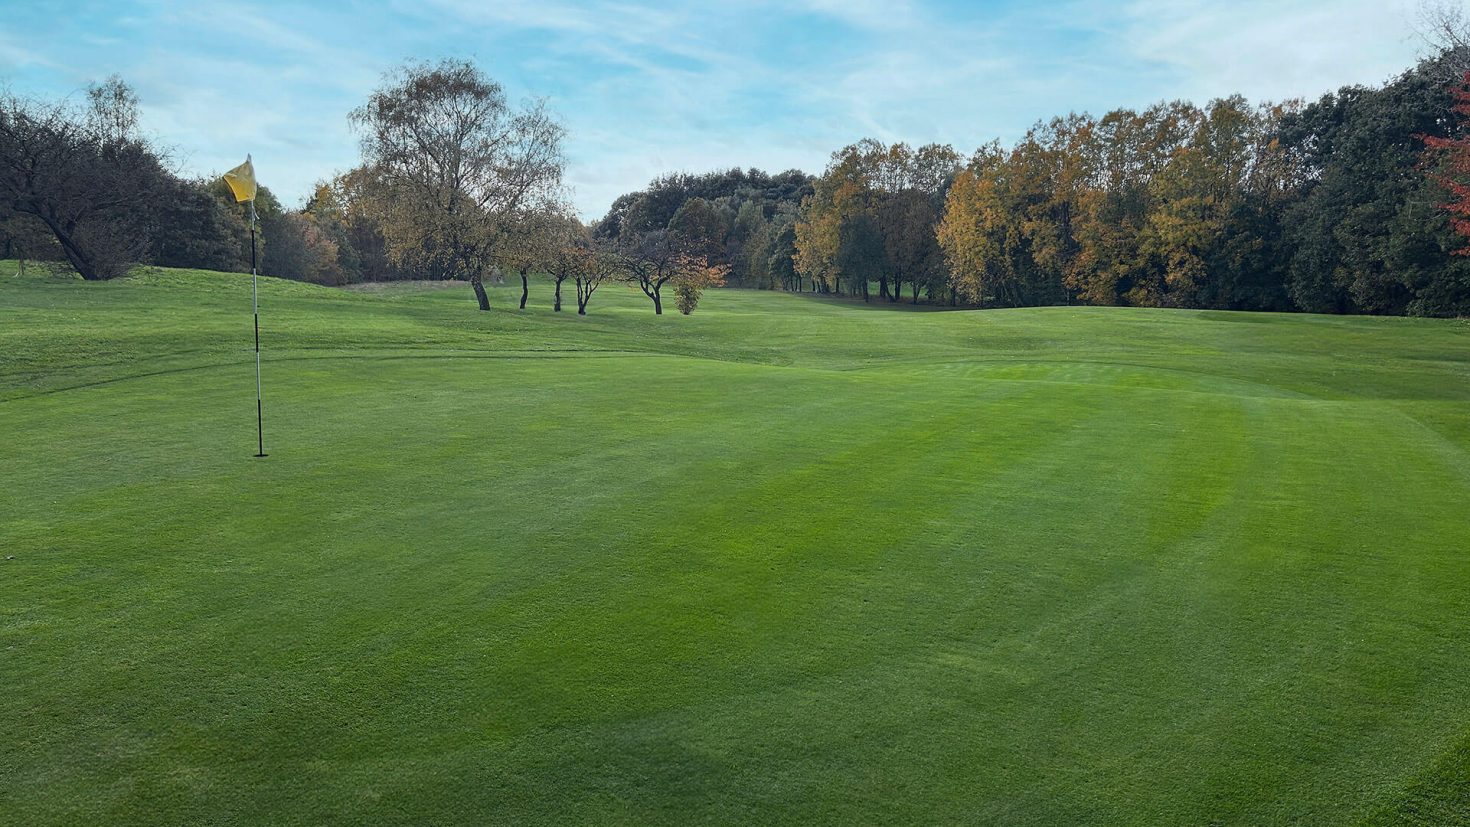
[[222, 155, 267, 458], [223, 155, 257, 204]]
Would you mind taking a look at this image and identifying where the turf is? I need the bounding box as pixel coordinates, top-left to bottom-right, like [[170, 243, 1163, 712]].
[[3, 263, 1469, 824]]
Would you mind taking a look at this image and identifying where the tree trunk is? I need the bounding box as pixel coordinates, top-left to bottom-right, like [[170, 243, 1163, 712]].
[[862, 278, 870, 302], [519, 267, 529, 309], [554, 277, 563, 311], [652, 286, 663, 315], [471, 273, 491, 310], [911, 283, 920, 304], [879, 276, 890, 301], [37, 215, 101, 281]]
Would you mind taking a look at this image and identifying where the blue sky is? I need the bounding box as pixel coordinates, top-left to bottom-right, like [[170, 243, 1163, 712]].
[[0, 0, 1433, 218]]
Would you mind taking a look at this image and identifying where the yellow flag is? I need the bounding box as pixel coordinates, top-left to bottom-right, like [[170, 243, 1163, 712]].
[[223, 155, 257, 203]]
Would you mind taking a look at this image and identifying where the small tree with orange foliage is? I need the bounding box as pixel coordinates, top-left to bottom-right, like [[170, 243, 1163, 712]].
[[672, 254, 727, 315]]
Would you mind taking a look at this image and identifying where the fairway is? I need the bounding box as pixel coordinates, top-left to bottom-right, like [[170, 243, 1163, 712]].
[[4, 266, 1470, 824]]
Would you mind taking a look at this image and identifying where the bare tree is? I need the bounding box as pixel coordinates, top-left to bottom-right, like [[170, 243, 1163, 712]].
[[1417, 0, 1470, 77], [575, 242, 620, 315], [350, 59, 564, 310], [0, 79, 163, 280], [619, 229, 687, 314], [86, 75, 140, 143], [546, 213, 591, 311]]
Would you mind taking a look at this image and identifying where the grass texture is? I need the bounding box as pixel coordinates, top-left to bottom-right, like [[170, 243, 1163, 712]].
[[3, 263, 1469, 824]]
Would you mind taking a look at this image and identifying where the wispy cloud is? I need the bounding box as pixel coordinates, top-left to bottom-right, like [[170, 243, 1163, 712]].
[[0, 31, 60, 70], [1090, 0, 1424, 102]]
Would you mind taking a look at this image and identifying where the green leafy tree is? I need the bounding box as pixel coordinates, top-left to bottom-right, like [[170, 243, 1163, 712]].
[[667, 196, 729, 260], [836, 210, 883, 301], [149, 178, 251, 273], [767, 220, 799, 291], [1278, 54, 1464, 315]]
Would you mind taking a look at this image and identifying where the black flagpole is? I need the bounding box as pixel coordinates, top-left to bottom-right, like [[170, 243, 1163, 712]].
[[251, 200, 266, 458]]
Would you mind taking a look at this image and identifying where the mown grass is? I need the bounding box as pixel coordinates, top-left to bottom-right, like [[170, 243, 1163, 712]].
[[3, 263, 1469, 824]]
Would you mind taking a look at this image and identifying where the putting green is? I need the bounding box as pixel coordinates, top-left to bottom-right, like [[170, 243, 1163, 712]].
[[3, 265, 1469, 824]]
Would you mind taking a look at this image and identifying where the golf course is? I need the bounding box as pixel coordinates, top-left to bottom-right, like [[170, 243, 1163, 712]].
[[3, 264, 1469, 824]]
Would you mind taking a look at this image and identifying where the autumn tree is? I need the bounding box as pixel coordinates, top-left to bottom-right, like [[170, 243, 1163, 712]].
[[302, 182, 363, 282], [1422, 72, 1470, 253], [797, 141, 886, 295], [937, 144, 1014, 306], [1143, 97, 1301, 310], [498, 207, 563, 309], [794, 182, 844, 293], [330, 166, 404, 281], [1067, 103, 1196, 306], [350, 59, 564, 310], [262, 211, 347, 285], [868, 141, 959, 301], [999, 116, 1091, 305], [939, 126, 1080, 308], [543, 212, 611, 313], [672, 255, 728, 314], [1132, 99, 1248, 307], [798, 139, 957, 301]]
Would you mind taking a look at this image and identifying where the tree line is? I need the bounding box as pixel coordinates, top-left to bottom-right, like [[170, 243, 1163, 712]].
[[4, 39, 1470, 317], [602, 47, 1470, 317]]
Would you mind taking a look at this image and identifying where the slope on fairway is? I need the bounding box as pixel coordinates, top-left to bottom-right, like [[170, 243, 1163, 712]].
[[2, 265, 1469, 825]]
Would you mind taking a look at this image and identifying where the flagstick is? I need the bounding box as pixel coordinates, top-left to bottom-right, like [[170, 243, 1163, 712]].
[[251, 200, 266, 458]]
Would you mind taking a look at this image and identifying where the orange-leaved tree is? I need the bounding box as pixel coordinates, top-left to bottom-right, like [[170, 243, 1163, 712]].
[[672, 254, 727, 315], [1422, 71, 1470, 255]]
